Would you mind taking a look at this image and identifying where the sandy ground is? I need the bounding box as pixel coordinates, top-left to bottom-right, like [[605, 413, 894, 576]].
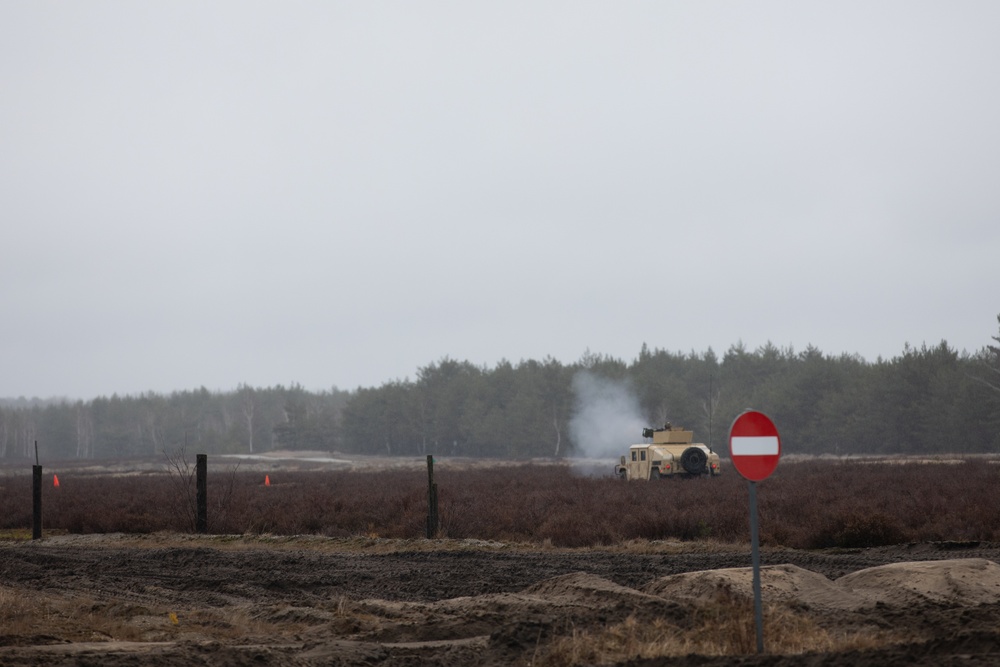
[[2, 535, 1000, 665]]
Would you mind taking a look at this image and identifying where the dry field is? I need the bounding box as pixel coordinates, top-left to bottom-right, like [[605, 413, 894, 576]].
[[2, 534, 1000, 666], [1, 454, 1000, 665]]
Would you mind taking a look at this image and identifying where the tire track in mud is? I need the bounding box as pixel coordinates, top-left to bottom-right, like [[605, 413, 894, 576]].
[[2, 539, 1000, 667], [2, 540, 996, 605]]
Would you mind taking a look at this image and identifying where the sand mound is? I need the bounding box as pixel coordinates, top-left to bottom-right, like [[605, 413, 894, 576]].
[[642, 558, 1000, 612], [367, 560, 1000, 649], [522, 571, 664, 606], [643, 564, 864, 611], [350, 571, 683, 645], [422, 572, 673, 622], [837, 558, 1000, 608]]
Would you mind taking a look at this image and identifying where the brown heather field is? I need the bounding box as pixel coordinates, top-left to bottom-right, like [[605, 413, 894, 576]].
[[1, 457, 998, 547], [2, 457, 1000, 666]]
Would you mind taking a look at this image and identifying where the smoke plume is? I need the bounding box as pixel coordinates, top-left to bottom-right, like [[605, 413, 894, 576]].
[[568, 371, 648, 459]]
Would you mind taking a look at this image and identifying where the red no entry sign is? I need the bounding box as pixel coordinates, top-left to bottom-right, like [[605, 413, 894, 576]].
[[729, 410, 781, 482]]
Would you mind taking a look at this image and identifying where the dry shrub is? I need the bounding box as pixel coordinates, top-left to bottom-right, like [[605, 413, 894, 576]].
[[808, 511, 908, 549], [0, 587, 146, 644], [3, 458, 999, 547], [538, 589, 893, 665], [0, 586, 34, 636], [0, 585, 317, 646], [181, 606, 309, 641]]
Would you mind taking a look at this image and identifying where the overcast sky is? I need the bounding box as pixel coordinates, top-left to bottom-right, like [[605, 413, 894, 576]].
[[2, 2, 998, 400]]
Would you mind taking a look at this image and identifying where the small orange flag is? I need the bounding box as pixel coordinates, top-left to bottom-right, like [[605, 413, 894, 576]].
[[265, 474, 271, 487], [53, 474, 60, 488]]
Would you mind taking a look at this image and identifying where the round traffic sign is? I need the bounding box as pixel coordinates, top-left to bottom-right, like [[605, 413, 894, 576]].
[[728, 410, 781, 481]]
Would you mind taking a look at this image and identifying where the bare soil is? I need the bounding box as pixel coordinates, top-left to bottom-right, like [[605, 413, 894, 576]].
[[2, 534, 1000, 665]]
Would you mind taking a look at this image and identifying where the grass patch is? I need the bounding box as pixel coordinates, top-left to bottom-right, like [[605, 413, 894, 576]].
[[0, 528, 34, 541], [537, 591, 899, 664], [0, 587, 147, 645]]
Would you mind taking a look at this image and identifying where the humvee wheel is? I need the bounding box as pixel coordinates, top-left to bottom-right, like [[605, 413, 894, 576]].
[[680, 447, 708, 475], [618, 470, 627, 480], [650, 468, 661, 480]]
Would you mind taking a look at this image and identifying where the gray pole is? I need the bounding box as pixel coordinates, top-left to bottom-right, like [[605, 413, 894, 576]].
[[748, 480, 764, 653], [708, 374, 714, 451], [426, 455, 439, 538], [32, 464, 42, 540], [196, 454, 207, 533]]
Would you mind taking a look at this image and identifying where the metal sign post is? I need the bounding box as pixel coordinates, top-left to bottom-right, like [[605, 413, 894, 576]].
[[729, 410, 782, 655], [748, 480, 764, 654]]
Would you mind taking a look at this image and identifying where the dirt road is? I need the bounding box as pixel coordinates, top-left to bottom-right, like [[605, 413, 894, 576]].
[[2, 535, 999, 665]]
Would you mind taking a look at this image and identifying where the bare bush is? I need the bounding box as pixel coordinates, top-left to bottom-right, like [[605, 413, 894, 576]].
[[2, 458, 999, 547]]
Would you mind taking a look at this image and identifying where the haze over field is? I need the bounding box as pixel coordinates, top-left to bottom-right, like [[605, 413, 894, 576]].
[[2, 2, 998, 400], [568, 371, 647, 459]]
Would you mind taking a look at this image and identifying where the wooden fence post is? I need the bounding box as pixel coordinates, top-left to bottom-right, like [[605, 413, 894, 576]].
[[426, 455, 439, 538], [32, 464, 42, 540], [196, 454, 207, 533]]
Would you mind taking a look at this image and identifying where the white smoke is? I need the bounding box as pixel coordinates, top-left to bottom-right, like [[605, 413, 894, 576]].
[[568, 371, 649, 459]]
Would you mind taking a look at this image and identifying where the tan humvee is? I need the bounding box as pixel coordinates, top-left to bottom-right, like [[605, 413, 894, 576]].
[[615, 424, 721, 480]]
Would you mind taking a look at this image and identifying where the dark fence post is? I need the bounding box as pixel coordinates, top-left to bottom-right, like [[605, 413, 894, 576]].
[[426, 454, 439, 538], [196, 454, 207, 533], [32, 464, 42, 540]]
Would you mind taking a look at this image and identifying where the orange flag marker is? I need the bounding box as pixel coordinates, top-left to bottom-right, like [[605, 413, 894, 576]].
[[53, 474, 60, 488], [265, 474, 271, 487]]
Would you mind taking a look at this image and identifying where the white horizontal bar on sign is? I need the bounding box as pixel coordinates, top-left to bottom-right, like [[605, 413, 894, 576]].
[[731, 436, 779, 456]]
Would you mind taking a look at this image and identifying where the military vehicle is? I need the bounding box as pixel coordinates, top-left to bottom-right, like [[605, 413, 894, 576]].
[[615, 423, 721, 480]]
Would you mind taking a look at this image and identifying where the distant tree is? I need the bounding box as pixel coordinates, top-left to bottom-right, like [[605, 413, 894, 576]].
[[538, 357, 574, 457], [415, 358, 482, 455], [0, 409, 7, 458], [75, 401, 94, 458], [6, 324, 1000, 460], [239, 384, 256, 453], [963, 314, 1000, 451], [974, 313, 1000, 394]]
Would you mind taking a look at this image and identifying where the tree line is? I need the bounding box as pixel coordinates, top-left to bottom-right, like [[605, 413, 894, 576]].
[[3, 319, 1000, 461]]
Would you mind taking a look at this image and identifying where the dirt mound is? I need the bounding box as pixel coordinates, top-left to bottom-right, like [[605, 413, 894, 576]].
[[644, 563, 865, 611], [642, 558, 1000, 614], [523, 571, 664, 606], [837, 557, 1000, 607], [351, 572, 685, 646]]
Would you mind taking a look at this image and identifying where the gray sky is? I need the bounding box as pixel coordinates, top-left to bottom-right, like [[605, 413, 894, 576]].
[[2, 2, 998, 400]]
